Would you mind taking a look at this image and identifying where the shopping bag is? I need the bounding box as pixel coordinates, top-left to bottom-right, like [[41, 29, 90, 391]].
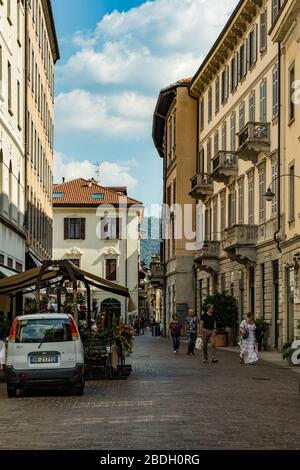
[[195, 337, 203, 351]]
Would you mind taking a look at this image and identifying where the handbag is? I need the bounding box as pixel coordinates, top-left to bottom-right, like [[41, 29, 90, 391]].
[[195, 337, 203, 350], [241, 329, 249, 340]]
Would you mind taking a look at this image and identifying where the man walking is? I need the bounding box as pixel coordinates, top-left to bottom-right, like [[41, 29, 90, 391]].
[[185, 309, 199, 355], [200, 304, 218, 363]]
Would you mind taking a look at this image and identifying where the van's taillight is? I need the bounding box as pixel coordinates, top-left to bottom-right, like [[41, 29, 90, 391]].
[[68, 315, 79, 340], [9, 319, 19, 342]]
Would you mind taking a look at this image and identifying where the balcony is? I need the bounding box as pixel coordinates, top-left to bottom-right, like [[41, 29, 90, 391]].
[[212, 151, 238, 185], [195, 240, 220, 273], [150, 261, 164, 288], [189, 173, 214, 201], [237, 122, 270, 162], [223, 224, 258, 265]]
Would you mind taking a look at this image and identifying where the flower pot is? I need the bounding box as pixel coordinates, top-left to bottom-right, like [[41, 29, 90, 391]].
[[216, 332, 228, 347]]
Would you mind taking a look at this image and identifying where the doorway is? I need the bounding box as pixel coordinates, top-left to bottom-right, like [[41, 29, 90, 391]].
[[286, 267, 295, 342], [272, 260, 279, 348], [100, 298, 121, 329], [248, 266, 255, 314]]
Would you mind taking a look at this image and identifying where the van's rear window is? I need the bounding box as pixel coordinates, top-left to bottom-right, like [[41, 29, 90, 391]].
[[16, 319, 72, 343]]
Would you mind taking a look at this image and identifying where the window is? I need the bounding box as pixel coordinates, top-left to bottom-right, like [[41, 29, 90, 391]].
[[272, 0, 281, 24], [199, 99, 204, 131], [221, 65, 229, 103], [289, 64, 295, 123], [238, 178, 244, 225], [212, 197, 218, 241], [220, 191, 226, 237], [7, 0, 12, 25], [196, 148, 205, 174], [106, 259, 117, 281], [99, 218, 121, 240], [91, 193, 104, 200], [271, 160, 278, 215], [17, 81, 21, 129], [17, 1, 22, 45], [172, 113, 176, 151], [52, 192, 64, 198], [231, 56, 236, 92], [289, 165, 295, 221], [259, 80, 267, 123], [258, 164, 266, 222], [222, 122, 227, 150], [260, 11, 267, 52], [7, 258, 13, 269], [8, 62, 12, 115], [214, 131, 219, 157], [248, 172, 254, 225], [0, 254, 5, 265], [215, 78, 220, 114], [205, 208, 211, 241], [249, 92, 255, 122], [249, 25, 258, 68], [207, 138, 212, 170], [228, 184, 236, 228], [0, 46, 2, 97], [230, 113, 236, 152], [239, 42, 246, 80], [272, 66, 279, 118], [64, 218, 86, 240], [208, 88, 212, 122], [221, 273, 226, 292], [16, 262, 23, 273], [239, 102, 245, 131]]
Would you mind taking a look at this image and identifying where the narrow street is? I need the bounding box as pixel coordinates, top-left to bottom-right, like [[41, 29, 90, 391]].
[[0, 335, 299, 450]]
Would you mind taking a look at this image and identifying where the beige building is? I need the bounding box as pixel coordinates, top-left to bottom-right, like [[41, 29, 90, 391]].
[[189, 0, 286, 349], [153, 78, 198, 332], [270, 0, 300, 344], [0, 0, 26, 283], [52, 178, 143, 324], [24, 0, 59, 268]]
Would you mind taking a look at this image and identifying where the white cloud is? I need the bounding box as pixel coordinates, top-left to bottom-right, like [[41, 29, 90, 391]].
[[58, 0, 237, 92], [53, 152, 138, 190], [55, 89, 155, 138]]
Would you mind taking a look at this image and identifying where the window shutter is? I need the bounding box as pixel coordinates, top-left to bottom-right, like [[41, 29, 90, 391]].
[[254, 24, 258, 64], [116, 217, 121, 240], [246, 37, 250, 71], [80, 218, 86, 240], [64, 218, 69, 240]]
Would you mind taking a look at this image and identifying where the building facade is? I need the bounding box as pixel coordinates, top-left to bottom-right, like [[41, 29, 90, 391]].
[[52, 178, 143, 324], [189, 0, 285, 349], [24, 0, 59, 267], [0, 0, 26, 280], [153, 79, 198, 333], [270, 0, 300, 344]]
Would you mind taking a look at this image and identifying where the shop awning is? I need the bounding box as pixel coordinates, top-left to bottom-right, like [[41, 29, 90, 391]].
[[26, 251, 43, 268], [0, 261, 136, 312]]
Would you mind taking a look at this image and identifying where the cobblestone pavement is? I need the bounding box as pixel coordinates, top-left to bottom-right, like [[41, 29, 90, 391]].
[[0, 335, 299, 450]]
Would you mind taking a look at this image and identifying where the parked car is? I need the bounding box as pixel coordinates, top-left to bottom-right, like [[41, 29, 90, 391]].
[[6, 313, 85, 398]]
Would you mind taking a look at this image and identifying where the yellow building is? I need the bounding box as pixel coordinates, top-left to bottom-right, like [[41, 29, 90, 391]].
[[153, 79, 198, 332], [189, 0, 285, 349], [25, 0, 59, 267], [270, 0, 300, 343]]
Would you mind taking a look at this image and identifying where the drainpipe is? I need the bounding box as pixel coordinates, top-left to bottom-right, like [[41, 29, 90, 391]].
[[274, 42, 282, 253]]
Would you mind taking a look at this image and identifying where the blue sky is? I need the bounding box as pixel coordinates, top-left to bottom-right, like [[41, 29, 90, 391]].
[[51, 0, 237, 206]]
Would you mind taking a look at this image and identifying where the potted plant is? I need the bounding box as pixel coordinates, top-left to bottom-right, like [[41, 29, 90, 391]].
[[202, 292, 238, 347], [282, 341, 300, 366], [255, 318, 267, 351]]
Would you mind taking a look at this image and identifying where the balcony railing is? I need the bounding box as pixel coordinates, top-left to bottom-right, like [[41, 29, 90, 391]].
[[212, 151, 238, 184], [237, 122, 270, 162], [223, 225, 258, 250], [189, 173, 214, 201], [199, 240, 220, 258], [150, 261, 164, 286]]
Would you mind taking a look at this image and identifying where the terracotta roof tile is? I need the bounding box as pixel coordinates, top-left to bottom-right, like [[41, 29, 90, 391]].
[[53, 179, 142, 207]]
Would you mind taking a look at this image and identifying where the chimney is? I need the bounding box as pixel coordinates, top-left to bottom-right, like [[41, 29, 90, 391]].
[[62, 177, 65, 183]]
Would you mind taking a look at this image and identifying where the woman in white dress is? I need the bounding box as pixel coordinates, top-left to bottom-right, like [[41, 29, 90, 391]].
[[240, 313, 259, 365]]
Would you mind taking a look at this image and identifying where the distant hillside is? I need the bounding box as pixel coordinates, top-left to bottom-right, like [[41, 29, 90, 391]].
[[140, 217, 161, 267]]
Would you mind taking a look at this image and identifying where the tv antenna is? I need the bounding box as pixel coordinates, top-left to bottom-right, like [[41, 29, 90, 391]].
[[94, 162, 101, 184]]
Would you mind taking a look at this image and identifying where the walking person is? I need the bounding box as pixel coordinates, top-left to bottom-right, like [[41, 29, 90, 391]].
[[169, 314, 182, 354], [185, 309, 199, 355], [200, 304, 218, 363], [240, 313, 259, 365]]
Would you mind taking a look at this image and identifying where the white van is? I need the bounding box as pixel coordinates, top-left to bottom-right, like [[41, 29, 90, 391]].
[[6, 313, 85, 398]]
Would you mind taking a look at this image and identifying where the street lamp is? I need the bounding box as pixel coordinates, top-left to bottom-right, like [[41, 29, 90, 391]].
[[264, 173, 300, 202]]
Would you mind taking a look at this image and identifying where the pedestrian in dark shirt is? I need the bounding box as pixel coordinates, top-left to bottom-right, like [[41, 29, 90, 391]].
[[169, 314, 182, 354], [200, 304, 218, 363], [185, 309, 200, 355]]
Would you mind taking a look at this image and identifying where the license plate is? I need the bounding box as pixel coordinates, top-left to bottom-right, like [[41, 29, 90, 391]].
[[30, 355, 59, 364]]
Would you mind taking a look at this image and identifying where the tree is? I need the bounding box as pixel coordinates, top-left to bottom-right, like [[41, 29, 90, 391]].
[[202, 292, 238, 332]]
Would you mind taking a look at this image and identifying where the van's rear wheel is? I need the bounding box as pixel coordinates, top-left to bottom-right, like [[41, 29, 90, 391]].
[[7, 385, 17, 398]]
